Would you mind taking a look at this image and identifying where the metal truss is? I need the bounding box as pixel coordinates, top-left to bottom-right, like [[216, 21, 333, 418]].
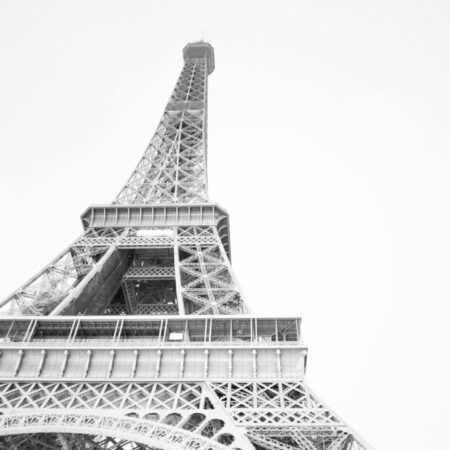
[[176, 227, 248, 315], [0, 42, 371, 449], [210, 382, 339, 426], [76, 228, 174, 249], [0, 412, 241, 450], [0, 381, 367, 449], [114, 52, 210, 205], [0, 433, 154, 450], [0, 381, 253, 449], [0, 233, 110, 316], [246, 429, 366, 450], [0, 382, 211, 411], [210, 382, 369, 449], [0, 223, 243, 317]]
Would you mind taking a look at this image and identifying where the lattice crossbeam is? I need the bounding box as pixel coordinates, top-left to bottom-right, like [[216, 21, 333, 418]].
[[210, 382, 340, 426], [0, 382, 208, 411], [177, 227, 247, 315]]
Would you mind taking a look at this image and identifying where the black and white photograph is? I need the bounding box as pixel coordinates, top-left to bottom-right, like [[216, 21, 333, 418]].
[[0, 1, 449, 449]]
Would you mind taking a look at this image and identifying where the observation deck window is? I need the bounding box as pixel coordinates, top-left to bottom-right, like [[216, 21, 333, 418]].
[[231, 319, 252, 341], [30, 321, 74, 341], [119, 320, 162, 340], [74, 321, 117, 341], [210, 319, 231, 342], [0, 320, 29, 342], [187, 319, 207, 342]]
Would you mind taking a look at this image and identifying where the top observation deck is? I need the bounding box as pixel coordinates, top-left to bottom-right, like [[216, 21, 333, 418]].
[[183, 41, 215, 74]]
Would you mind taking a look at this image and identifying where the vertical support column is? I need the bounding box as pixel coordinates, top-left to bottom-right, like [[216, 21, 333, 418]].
[[173, 228, 185, 315], [212, 227, 251, 314], [83, 350, 92, 378], [50, 245, 117, 316]]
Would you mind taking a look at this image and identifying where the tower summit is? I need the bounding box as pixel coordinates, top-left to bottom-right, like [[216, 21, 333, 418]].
[[0, 42, 371, 450], [183, 41, 215, 74]]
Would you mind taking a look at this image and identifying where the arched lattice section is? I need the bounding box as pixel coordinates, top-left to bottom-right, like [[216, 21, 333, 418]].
[[0, 412, 233, 450], [0, 433, 152, 449], [182, 412, 206, 431], [143, 412, 160, 422], [217, 433, 235, 446], [201, 418, 225, 438]]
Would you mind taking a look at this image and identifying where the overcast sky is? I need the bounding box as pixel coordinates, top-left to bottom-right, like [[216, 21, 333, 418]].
[[1, 1, 450, 448]]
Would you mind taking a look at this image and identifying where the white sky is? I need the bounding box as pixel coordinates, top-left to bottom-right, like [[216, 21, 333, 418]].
[[1, 1, 449, 448]]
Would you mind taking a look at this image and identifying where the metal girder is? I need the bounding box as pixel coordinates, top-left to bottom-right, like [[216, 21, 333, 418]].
[[80, 205, 232, 257], [81, 204, 227, 229]]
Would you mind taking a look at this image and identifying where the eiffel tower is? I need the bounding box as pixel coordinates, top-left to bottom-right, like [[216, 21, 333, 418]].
[[0, 42, 371, 450]]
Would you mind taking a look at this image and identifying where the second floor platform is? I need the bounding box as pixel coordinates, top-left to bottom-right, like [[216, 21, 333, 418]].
[[0, 316, 306, 382], [0, 316, 302, 349]]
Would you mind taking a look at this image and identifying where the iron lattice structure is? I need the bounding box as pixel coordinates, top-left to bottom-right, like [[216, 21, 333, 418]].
[[0, 42, 371, 450]]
